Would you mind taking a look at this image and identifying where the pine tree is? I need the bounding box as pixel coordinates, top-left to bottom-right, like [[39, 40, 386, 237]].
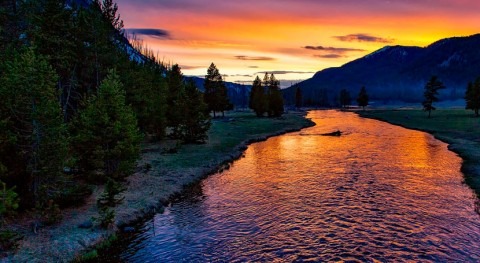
[[71, 69, 141, 181], [204, 63, 231, 118], [465, 78, 480, 117], [422, 76, 445, 118], [121, 60, 167, 139], [0, 48, 67, 207], [357, 86, 369, 110], [28, 0, 77, 121], [179, 80, 211, 143], [166, 64, 184, 137], [295, 87, 303, 109], [340, 89, 351, 108], [267, 73, 284, 117], [249, 76, 266, 117]]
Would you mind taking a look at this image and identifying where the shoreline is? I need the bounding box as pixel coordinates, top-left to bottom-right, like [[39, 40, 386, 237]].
[[356, 109, 480, 199], [5, 111, 315, 262]]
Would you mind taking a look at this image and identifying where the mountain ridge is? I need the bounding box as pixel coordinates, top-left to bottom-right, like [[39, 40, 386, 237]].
[[284, 34, 480, 105]]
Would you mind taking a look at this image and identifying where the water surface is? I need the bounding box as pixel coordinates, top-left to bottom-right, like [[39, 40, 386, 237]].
[[115, 110, 480, 262]]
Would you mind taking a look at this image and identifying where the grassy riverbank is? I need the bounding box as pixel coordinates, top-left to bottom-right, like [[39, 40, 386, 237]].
[[7, 111, 314, 262], [357, 109, 480, 198]]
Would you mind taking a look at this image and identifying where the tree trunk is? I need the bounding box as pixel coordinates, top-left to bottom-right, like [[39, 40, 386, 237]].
[[428, 109, 431, 118], [213, 111, 216, 118]]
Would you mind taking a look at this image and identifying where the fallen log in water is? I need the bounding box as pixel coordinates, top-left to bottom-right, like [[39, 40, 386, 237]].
[[321, 130, 342, 136]]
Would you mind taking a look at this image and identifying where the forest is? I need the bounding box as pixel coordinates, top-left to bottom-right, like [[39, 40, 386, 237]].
[[0, 0, 233, 240]]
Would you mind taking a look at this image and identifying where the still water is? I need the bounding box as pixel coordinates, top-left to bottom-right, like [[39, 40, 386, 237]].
[[116, 110, 480, 262]]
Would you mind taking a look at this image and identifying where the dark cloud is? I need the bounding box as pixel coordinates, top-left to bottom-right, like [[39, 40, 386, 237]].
[[303, 46, 365, 53], [124, 28, 171, 39], [314, 54, 343, 59], [256, 71, 315, 75], [235, 56, 276, 61], [335, 34, 394, 43], [225, 74, 254, 77], [179, 65, 203, 70]]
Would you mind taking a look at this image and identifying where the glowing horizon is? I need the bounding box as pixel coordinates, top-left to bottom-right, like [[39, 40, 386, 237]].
[[116, 0, 480, 87]]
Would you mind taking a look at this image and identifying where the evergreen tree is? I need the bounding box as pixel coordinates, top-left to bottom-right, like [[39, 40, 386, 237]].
[[121, 60, 167, 139], [465, 78, 480, 117], [28, 0, 77, 120], [267, 73, 284, 117], [340, 89, 351, 108], [0, 48, 67, 207], [71, 69, 141, 181], [166, 64, 184, 137], [295, 87, 303, 109], [203, 63, 231, 118], [422, 76, 445, 118], [357, 86, 369, 110], [249, 76, 266, 117], [179, 80, 211, 143]]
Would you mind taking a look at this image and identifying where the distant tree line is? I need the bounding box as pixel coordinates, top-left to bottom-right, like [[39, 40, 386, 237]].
[[0, 0, 213, 230], [249, 73, 284, 117]]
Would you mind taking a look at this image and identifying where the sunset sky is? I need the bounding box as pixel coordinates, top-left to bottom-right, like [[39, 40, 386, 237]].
[[116, 0, 480, 87]]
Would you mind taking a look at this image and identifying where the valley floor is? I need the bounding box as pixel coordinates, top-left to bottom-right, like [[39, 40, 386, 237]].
[[4, 111, 314, 263], [357, 109, 480, 199]]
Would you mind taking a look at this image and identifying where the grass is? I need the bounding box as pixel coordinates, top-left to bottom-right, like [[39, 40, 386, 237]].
[[358, 109, 480, 197], [155, 111, 314, 170]]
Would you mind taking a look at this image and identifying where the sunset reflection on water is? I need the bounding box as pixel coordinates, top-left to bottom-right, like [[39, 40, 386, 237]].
[[119, 110, 480, 262]]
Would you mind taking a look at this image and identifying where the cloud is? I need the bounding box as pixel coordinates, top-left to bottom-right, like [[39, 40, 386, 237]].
[[225, 74, 254, 77], [248, 66, 259, 68], [235, 55, 276, 61], [256, 71, 315, 75], [179, 65, 202, 70], [335, 33, 394, 43], [314, 54, 344, 59], [303, 46, 365, 53], [124, 28, 171, 39]]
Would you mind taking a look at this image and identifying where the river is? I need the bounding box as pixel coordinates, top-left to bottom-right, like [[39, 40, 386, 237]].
[[109, 110, 480, 262]]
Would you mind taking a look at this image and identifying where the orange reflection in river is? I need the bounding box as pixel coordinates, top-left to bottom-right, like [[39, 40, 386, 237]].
[[119, 110, 480, 262]]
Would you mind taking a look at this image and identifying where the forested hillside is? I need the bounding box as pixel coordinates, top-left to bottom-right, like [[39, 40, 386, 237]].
[[0, 0, 214, 235]]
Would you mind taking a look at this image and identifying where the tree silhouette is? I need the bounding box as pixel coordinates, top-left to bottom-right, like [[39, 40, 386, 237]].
[[178, 80, 211, 143], [422, 76, 445, 118], [267, 73, 284, 117], [166, 64, 184, 137], [295, 87, 303, 109], [465, 78, 480, 117], [357, 86, 369, 110], [203, 63, 231, 118], [340, 89, 351, 108], [249, 76, 266, 117]]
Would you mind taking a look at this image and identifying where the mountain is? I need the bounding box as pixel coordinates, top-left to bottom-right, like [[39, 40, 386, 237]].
[[284, 34, 480, 105], [187, 77, 252, 108]]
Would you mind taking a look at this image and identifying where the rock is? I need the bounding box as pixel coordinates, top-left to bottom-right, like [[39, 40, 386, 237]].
[[78, 220, 93, 229]]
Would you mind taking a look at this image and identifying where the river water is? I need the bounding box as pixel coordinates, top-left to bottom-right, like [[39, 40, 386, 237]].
[[113, 110, 480, 262]]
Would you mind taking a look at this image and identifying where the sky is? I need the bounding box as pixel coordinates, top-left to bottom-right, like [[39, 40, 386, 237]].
[[116, 0, 480, 87]]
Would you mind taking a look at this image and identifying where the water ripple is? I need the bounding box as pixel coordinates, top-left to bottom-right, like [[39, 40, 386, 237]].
[[115, 110, 479, 262]]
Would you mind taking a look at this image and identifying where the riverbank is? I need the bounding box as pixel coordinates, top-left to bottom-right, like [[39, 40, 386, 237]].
[[4, 111, 314, 262], [357, 109, 480, 198]]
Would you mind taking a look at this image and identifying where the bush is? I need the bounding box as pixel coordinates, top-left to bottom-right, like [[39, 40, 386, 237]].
[[97, 178, 125, 207]]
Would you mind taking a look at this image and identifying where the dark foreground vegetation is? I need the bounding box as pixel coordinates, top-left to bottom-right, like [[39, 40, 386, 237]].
[[0, 0, 230, 253]]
